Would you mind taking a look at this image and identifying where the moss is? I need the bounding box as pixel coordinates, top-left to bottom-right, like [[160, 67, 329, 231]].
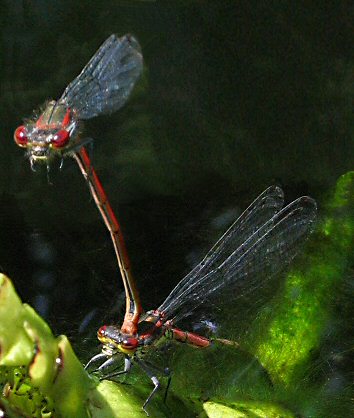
[[254, 172, 353, 386]]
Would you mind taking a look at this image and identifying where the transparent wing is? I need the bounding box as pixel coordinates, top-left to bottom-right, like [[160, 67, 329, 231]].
[[162, 186, 284, 306], [59, 34, 143, 119], [159, 195, 317, 322]]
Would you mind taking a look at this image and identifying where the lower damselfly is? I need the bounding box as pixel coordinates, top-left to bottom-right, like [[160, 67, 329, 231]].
[[85, 185, 316, 414]]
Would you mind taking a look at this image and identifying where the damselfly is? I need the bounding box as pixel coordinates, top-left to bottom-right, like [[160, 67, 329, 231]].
[[14, 34, 143, 334], [13, 35, 317, 415], [85, 185, 317, 414]]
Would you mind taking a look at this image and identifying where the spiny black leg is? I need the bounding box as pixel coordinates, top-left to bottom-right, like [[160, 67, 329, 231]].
[[134, 357, 162, 416], [97, 356, 118, 371], [163, 370, 171, 404], [100, 356, 132, 381], [84, 352, 108, 370], [143, 376, 160, 416], [140, 361, 171, 405], [99, 369, 128, 381]]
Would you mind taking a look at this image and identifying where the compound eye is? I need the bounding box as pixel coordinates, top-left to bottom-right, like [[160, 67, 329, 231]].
[[98, 325, 107, 338], [14, 125, 28, 147], [51, 129, 70, 149], [122, 337, 139, 349]]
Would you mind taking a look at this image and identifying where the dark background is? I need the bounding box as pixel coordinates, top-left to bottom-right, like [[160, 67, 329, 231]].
[[0, 1, 353, 415]]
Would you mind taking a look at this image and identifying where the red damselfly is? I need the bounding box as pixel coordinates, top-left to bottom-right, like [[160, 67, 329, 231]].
[[13, 35, 317, 415], [14, 34, 143, 335], [85, 185, 317, 414]]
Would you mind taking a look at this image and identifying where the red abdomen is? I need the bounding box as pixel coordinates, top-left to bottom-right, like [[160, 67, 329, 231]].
[[170, 327, 211, 348]]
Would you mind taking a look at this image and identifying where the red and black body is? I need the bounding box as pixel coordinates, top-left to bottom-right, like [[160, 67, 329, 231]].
[[14, 35, 317, 415], [86, 186, 316, 414], [14, 34, 143, 337]]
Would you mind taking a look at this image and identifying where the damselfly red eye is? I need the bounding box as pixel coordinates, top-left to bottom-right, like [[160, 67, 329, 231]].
[[98, 325, 107, 337], [51, 129, 70, 148], [14, 125, 28, 147], [122, 337, 139, 349]]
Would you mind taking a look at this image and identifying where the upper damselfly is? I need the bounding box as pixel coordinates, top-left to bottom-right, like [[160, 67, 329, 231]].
[[14, 34, 144, 334]]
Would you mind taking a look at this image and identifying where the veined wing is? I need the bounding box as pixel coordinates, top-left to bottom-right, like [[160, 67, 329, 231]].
[[162, 186, 284, 306], [59, 34, 143, 119], [159, 195, 316, 322]]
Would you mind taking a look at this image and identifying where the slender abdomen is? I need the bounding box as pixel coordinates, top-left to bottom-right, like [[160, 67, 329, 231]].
[[169, 327, 211, 348]]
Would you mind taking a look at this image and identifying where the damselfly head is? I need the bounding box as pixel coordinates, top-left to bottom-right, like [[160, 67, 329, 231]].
[[14, 100, 80, 165], [98, 325, 139, 354], [98, 325, 124, 346]]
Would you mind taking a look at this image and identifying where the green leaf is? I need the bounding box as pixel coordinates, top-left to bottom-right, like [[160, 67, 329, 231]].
[[0, 274, 168, 417], [203, 400, 295, 418]]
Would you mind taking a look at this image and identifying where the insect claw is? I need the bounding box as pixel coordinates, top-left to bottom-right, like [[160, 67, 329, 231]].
[[142, 406, 150, 416]]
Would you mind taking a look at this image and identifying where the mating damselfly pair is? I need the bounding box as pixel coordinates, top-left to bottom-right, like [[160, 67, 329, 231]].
[[14, 34, 316, 414]]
